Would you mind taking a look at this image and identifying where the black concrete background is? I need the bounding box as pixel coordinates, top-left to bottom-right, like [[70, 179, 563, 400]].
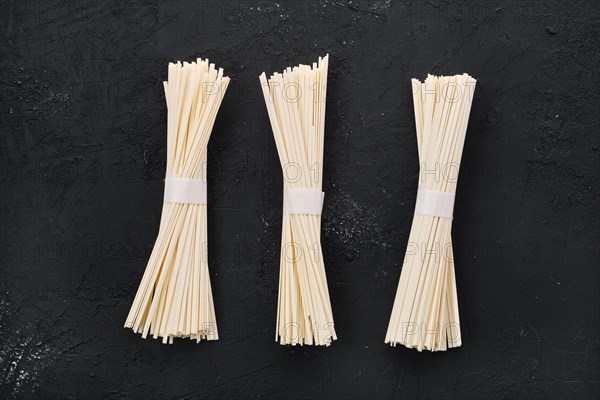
[[1, 0, 599, 399]]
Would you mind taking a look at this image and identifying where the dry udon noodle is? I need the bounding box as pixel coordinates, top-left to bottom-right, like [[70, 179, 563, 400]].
[[125, 59, 229, 343], [386, 74, 476, 351], [260, 55, 337, 346]]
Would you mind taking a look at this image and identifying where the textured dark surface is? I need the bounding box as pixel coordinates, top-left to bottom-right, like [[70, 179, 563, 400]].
[[1, 0, 599, 399]]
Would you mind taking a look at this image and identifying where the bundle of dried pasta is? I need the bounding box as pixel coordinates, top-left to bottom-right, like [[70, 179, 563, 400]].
[[259, 55, 336, 346], [386, 74, 476, 351], [125, 59, 229, 343]]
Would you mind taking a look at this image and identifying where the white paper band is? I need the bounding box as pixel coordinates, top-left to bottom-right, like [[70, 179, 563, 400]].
[[164, 177, 207, 204], [283, 188, 325, 215], [414, 186, 455, 219]]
